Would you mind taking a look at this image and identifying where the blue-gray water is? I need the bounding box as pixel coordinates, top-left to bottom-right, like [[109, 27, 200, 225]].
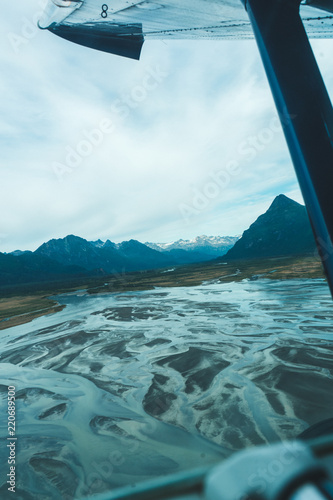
[[0, 279, 333, 499]]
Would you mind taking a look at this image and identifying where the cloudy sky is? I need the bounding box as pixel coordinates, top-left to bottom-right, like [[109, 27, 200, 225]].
[[2, 1, 333, 252]]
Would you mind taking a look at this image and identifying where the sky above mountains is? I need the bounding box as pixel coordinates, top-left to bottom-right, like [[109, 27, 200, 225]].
[[2, 2, 333, 252]]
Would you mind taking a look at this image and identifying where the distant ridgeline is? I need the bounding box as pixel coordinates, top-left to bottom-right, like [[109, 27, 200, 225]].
[[0, 195, 317, 286], [0, 235, 237, 286], [224, 194, 317, 260]]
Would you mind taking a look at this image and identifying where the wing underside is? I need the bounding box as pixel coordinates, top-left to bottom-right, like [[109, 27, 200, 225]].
[[39, 0, 333, 58]]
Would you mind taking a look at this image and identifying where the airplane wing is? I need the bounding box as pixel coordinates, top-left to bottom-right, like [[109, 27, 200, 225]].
[[38, 0, 333, 60]]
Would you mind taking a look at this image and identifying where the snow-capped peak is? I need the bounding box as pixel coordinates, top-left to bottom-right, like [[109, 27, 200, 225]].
[[145, 235, 239, 252]]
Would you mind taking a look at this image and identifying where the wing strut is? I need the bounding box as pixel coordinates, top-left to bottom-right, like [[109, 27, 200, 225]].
[[241, 0, 333, 296]]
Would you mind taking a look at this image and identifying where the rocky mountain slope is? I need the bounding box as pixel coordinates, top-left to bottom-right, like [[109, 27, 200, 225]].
[[224, 195, 316, 260]]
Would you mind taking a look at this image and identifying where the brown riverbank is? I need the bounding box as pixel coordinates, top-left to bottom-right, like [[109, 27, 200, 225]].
[[0, 254, 325, 330]]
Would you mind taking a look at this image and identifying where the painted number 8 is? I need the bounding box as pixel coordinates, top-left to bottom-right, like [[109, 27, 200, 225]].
[[101, 4, 108, 18]]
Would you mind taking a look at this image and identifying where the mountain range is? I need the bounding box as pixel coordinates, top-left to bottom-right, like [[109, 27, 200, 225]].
[[0, 195, 317, 287], [0, 235, 236, 286]]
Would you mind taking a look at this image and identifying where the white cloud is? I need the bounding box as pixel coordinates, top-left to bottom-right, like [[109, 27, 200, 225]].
[[1, 4, 332, 252]]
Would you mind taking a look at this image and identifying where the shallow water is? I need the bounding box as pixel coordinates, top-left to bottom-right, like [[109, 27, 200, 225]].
[[0, 279, 333, 499]]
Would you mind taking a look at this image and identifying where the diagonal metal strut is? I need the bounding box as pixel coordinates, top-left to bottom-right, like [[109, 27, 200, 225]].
[[241, 0, 333, 297]]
